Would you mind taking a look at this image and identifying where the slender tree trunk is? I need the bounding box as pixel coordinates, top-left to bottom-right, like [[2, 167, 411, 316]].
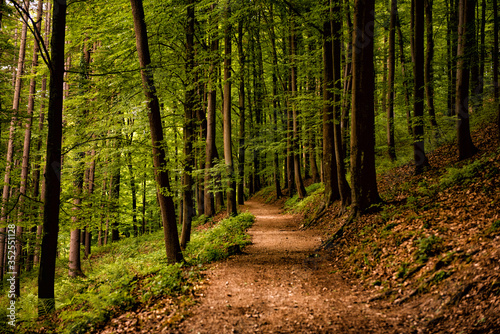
[[322, 8, 339, 206], [469, 0, 480, 113], [237, 19, 246, 205], [447, 0, 459, 116], [332, 0, 351, 209], [196, 84, 207, 217], [69, 39, 92, 277], [130, 0, 183, 262], [342, 0, 353, 156], [290, 19, 306, 199], [126, 151, 138, 236], [181, 0, 196, 249], [396, 8, 412, 135], [84, 149, 95, 257], [0, 0, 29, 286], [478, 0, 486, 108], [412, 0, 430, 174], [38, 0, 67, 316], [493, 0, 499, 133], [350, 0, 381, 215], [32, 1, 51, 267], [223, 0, 237, 216], [387, 0, 397, 161], [110, 149, 120, 242], [424, 0, 438, 135], [269, 6, 283, 198], [456, 0, 478, 160], [14, 0, 44, 293], [204, 4, 218, 217], [142, 174, 146, 234]]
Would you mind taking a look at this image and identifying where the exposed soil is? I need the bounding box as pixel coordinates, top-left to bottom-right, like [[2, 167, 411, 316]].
[[173, 200, 407, 334]]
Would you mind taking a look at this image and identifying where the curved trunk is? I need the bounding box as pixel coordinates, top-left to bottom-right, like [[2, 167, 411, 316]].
[[130, 0, 183, 262]]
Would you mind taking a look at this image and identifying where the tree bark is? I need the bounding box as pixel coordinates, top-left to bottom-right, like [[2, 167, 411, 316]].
[[332, 0, 351, 209], [237, 19, 246, 205], [493, 0, 499, 133], [33, 2, 51, 266], [350, 0, 381, 214], [290, 18, 307, 199], [38, 0, 67, 316], [0, 0, 29, 286], [223, 0, 237, 216], [130, 0, 183, 262], [424, 0, 438, 135], [204, 4, 218, 217], [15, 0, 44, 293], [396, 7, 412, 135], [322, 8, 339, 206], [456, 0, 478, 160], [387, 0, 397, 161], [181, 0, 196, 249], [447, 0, 459, 116], [411, 0, 430, 174], [269, 5, 283, 198]]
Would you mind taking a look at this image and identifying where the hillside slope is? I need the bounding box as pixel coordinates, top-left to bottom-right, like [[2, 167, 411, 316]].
[[303, 122, 500, 333]]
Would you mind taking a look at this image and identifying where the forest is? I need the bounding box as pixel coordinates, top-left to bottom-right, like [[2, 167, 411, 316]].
[[0, 0, 499, 332]]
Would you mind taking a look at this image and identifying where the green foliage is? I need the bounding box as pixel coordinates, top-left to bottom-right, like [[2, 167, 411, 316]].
[[184, 212, 254, 264], [0, 212, 254, 333], [431, 270, 451, 284], [439, 159, 485, 189], [488, 220, 500, 234], [284, 183, 324, 213], [415, 235, 442, 263]]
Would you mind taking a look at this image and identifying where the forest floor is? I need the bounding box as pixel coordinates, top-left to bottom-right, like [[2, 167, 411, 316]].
[[97, 122, 500, 334]]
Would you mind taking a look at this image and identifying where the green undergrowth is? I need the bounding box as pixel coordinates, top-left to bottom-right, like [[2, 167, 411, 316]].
[[284, 183, 324, 214], [0, 212, 254, 334]]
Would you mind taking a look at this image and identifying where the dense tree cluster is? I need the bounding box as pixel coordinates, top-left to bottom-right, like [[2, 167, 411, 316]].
[[0, 0, 498, 315]]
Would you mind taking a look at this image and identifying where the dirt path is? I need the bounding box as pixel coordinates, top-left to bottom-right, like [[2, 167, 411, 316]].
[[175, 200, 403, 333]]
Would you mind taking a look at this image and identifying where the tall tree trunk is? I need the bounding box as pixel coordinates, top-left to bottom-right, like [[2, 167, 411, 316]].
[[387, 0, 397, 161], [142, 174, 146, 234], [204, 4, 218, 217], [322, 6, 339, 206], [424, 0, 438, 135], [493, 0, 499, 133], [110, 149, 121, 242], [0, 0, 29, 286], [126, 151, 138, 236], [33, 3, 51, 266], [38, 0, 67, 316], [223, 0, 237, 216], [130, 0, 183, 262], [456, 0, 478, 160], [396, 7, 412, 135], [290, 18, 306, 199], [412, 0, 431, 174], [342, 0, 353, 158], [69, 40, 92, 277], [196, 83, 207, 217], [15, 0, 44, 293], [350, 0, 381, 215], [84, 148, 96, 257], [181, 0, 196, 249], [332, 0, 351, 209], [269, 5, 283, 198], [447, 0, 459, 116], [237, 19, 246, 205], [469, 0, 480, 113], [477, 0, 486, 108]]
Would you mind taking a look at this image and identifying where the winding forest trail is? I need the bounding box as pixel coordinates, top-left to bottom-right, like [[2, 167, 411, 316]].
[[175, 200, 402, 333]]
